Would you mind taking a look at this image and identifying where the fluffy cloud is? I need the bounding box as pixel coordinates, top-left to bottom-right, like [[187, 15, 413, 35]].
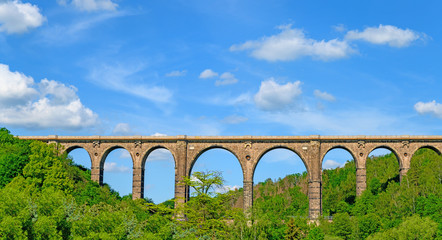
[[323, 159, 343, 169], [0, 64, 98, 129], [0, 0, 45, 34], [254, 78, 302, 111], [215, 72, 238, 86], [58, 0, 117, 12], [314, 90, 336, 102], [104, 162, 130, 173], [230, 24, 354, 61], [345, 24, 421, 47], [165, 70, 187, 77], [414, 100, 442, 119], [199, 69, 218, 79], [88, 63, 172, 103]]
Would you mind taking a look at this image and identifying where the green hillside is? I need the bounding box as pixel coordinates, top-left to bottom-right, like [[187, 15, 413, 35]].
[[0, 128, 440, 239]]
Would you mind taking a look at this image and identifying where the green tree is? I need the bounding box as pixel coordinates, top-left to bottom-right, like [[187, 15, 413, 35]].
[[307, 227, 325, 240], [358, 213, 381, 239], [367, 215, 437, 240], [183, 170, 224, 196], [331, 213, 353, 240], [0, 128, 31, 188], [180, 170, 233, 238]]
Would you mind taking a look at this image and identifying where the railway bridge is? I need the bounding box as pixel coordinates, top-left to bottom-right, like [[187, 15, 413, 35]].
[[19, 135, 442, 219]]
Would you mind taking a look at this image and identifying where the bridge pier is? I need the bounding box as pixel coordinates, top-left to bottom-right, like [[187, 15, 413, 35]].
[[174, 140, 188, 210], [308, 179, 322, 220], [132, 167, 144, 199], [243, 180, 253, 215], [356, 167, 367, 196], [400, 167, 410, 182]]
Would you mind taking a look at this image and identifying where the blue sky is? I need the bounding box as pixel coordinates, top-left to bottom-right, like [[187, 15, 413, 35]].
[[1, 0, 441, 203]]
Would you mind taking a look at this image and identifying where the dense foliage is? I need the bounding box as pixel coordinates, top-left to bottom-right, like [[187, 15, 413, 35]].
[[0, 127, 440, 239]]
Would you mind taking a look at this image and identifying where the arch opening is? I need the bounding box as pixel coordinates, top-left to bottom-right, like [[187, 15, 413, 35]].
[[366, 147, 400, 195], [412, 146, 441, 157], [321, 147, 356, 216], [190, 148, 244, 208], [102, 147, 133, 198], [143, 147, 175, 204], [253, 148, 309, 217], [67, 147, 91, 171], [407, 146, 442, 197]]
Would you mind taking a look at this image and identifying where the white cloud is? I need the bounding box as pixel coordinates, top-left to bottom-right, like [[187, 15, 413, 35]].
[[104, 162, 130, 173], [314, 90, 336, 102], [88, 63, 172, 103], [254, 78, 302, 111], [0, 64, 37, 106], [59, 0, 117, 12], [345, 24, 421, 47], [0, 64, 98, 129], [222, 115, 248, 124], [414, 100, 442, 119], [112, 123, 133, 135], [215, 72, 238, 86], [0, 0, 45, 34], [230, 24, 354, 61], [165, 70, 186, 77], [323, 159, 343, 169], [199, 69, 218, 79]]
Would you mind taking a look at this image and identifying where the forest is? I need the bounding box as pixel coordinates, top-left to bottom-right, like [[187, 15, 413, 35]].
[[0, 127, 440, 239]]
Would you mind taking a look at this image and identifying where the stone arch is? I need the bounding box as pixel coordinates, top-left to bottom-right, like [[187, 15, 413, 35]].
[[141, 145, 177, 169], [411, 145, 441, 157], [64, 145, 93, 168], [366, 145, 402, 168], [100, 145, 134, 168], [100, 145, 134, 197], [321, 146, 357, 215], [189, 145, 244, 177], [320, 145, 357, 169], [253, 146, 308, 180]]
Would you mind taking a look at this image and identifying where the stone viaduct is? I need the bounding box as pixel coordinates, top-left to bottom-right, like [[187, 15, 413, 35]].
[[19, 135, 442, 219]]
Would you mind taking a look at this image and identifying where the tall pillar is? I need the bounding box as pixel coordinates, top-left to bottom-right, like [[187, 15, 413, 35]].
[[356, 167, 367, 196], [91, 166, 103, 184], [399, 167, 410, 182], [243, 180, 253, 215], [90, 152, 103, 185], [399, 152, 410, 183], [132, 167, 144, 199], [309, 179, 322, 220], [174, 139, 188, 210], [307, 139, 322, 220]]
